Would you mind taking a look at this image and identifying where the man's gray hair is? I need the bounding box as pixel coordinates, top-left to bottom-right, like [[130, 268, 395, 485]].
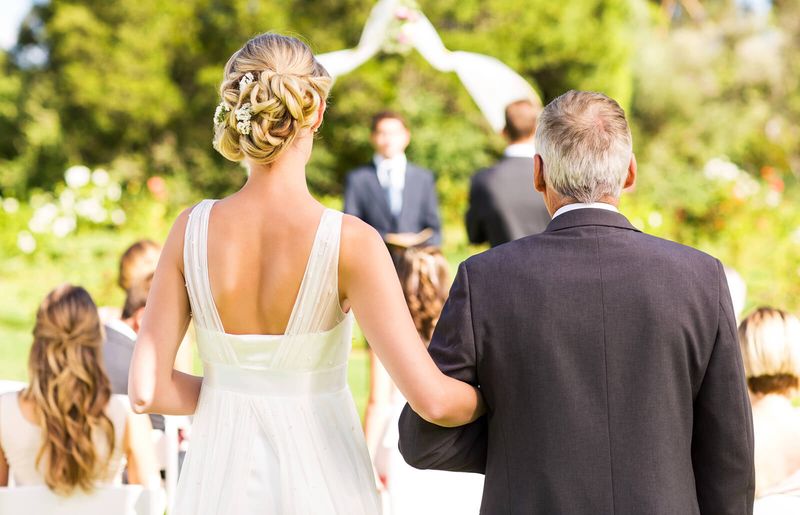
[[534, 90, 632, 203]]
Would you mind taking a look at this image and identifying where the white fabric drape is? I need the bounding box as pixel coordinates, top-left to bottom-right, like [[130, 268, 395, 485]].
[[317, 0, 540, 132]]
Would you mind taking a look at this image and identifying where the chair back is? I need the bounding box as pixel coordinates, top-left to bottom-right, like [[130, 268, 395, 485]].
[[754, 494, 800, 515], [0, 485, 166, 515], [0, 380, 25, 394]]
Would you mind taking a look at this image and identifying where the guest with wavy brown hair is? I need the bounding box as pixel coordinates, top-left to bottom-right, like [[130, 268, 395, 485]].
[[0, 284, 157, 494], [395, 246, 450, 344], [739, 307, 800, 497]]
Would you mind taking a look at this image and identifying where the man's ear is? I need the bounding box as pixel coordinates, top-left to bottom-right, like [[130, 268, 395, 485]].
[[623, 153, 637, 192], [534, 154, 547, 193]]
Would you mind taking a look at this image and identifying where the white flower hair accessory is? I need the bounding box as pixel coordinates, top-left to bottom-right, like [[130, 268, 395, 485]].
[[239, 72, 255, 90], [213, 103, 230, 126], [235, 103, 253, 135]]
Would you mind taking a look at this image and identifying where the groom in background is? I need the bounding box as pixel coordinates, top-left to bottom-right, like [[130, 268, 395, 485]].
[[399, 90, 754, 514], [344, 111, 441, 247]]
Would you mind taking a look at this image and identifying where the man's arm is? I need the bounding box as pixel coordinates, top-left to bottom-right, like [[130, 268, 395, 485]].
[[465, 174, 488, 245], [398, 262, 487, 473], [692, 260, 755, 514]]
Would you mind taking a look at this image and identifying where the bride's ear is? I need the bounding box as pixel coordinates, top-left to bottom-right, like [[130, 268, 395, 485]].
[[311, 100, 326, 133]]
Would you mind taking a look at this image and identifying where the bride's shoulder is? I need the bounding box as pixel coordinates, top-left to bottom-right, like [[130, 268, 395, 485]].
[[155, 201, 209, 272], [341, 214, 383, 248], [339, 214, 386, 267], [168, 200, 212, 235]]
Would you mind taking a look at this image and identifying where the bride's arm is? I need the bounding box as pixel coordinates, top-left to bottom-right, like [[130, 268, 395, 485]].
[[340, 216, 484, 427], [129, 208, 202, 415]]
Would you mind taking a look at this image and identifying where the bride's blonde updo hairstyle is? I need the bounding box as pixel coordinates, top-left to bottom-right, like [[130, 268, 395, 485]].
[[213, 33, 332, 164], [22, 284, 115, 495]]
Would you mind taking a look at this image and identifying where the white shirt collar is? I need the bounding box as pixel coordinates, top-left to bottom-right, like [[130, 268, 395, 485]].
[[373, 153, 407, 191], [373, 153, 407, 172], [551, 202, 619, 219], [105, 317, 137, 342], [503, 143, 536, 158]]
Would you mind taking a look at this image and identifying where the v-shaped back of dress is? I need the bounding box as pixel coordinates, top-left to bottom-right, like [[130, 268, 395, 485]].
[[183, 199, 353, 372], [175, 200, 380, 514]]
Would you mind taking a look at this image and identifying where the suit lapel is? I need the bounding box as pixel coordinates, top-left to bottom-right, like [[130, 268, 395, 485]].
[[397, 164, 420, 230], [365, 164, 394, 224]]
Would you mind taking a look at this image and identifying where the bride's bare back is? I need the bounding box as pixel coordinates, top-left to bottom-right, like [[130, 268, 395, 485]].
[[206, 195, 328, 335]]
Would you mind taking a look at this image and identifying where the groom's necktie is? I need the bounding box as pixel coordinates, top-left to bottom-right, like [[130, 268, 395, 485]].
[[377, 159, 404, 219]]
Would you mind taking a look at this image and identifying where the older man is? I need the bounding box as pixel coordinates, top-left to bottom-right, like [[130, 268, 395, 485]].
[[399, 91, 755, 514]]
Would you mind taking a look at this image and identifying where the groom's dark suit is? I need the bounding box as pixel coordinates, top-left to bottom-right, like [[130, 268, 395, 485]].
[[344, 163, 442, 245], [399, 208, 754, 514]]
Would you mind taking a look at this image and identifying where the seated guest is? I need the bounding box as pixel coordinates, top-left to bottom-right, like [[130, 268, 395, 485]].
[[99, 240, 161, 324], [103, 274, 164, 431], [739, 307, 800, 497], [118, 239, 161, 292], [0, 284, 158, 493], [101, 239, 193, 379]]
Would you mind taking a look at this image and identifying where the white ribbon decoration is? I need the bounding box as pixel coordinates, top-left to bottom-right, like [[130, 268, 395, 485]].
[[316, 0, 540, 132]]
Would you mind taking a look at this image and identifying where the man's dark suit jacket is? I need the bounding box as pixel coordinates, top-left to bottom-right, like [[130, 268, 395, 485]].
[[399, 208, 755, 515], [103, 324, 164, 431], [344, 163, 442, 245], [466, 156, 551, 247]]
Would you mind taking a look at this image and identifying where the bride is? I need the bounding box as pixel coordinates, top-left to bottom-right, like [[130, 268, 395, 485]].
[[128, 33, 484, 514]]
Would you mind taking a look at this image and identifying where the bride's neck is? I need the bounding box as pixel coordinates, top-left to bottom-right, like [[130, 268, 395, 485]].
[[240, 144, 314, 203]]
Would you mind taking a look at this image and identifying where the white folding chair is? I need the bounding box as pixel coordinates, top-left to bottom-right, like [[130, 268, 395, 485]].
[[754, 494, 800, 515], [155, 415, 188, 514], [0, 380, 25, 394], [0, 485, 166, 515]]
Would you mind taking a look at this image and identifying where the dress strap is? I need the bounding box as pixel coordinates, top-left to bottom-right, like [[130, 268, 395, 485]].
[[183, 199, 225, 333], [283, 209, 345, 337]]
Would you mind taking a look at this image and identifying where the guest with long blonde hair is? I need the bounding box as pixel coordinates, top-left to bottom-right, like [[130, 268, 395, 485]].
[[0, 284, 157, 494]]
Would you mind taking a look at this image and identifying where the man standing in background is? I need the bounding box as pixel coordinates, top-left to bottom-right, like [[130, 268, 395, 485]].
[[466, 99, 551, 247], [344, 111, 441, 247]]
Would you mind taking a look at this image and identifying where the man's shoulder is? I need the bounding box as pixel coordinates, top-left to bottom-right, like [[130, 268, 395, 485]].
[[471, 157, 529, 184], [633, 231, 720, 268], [345, 164, 376, 180], [470, 165, 494, 186], [463, 225, 720, 275], [103, 324, 135, 352], [407, 163, 435, 181]]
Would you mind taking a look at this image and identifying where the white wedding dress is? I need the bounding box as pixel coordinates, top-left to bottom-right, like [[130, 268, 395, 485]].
[[174, 200, 381, 514]]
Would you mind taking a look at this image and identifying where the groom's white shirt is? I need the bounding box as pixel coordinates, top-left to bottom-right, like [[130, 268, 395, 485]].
[[552, 202, 619, 220]]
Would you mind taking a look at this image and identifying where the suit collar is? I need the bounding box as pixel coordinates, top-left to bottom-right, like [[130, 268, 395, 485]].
[[544, 207, 641, 233]]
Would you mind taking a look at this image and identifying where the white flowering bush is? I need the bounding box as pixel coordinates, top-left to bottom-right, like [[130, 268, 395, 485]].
[[623, 156, 800, 313], [2, 165, 127, 256]]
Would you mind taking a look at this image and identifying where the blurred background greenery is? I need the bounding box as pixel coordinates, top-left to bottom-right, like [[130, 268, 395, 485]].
[[1, 0, 799, 409]]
